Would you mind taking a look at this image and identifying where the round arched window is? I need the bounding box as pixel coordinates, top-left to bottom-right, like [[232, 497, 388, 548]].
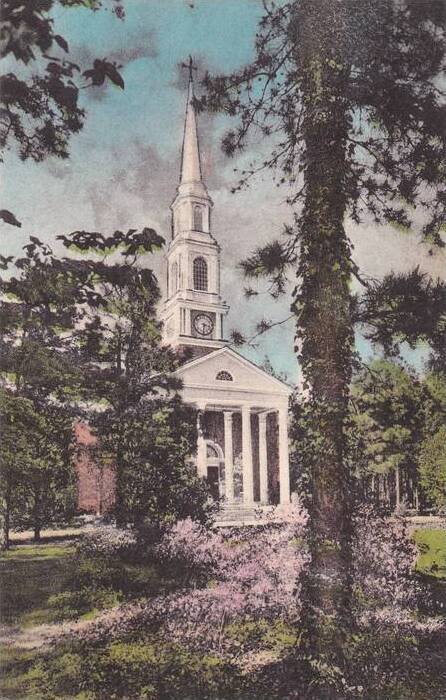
[[193, 256, 208, 291], [207, 444, 219, 458], [216, 370, 233, 381]]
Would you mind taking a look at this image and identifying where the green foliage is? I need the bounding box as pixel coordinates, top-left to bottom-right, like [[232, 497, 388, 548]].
[[47, 588, 122, 621], [357, 269, 446, 373], [0, 0, 125, 168], [225, 618, 298, 656], [0, 543, 74, 560], [292, 361, 446, 514], [98, 396, 212, 530], [27, 639, 240, 700], [0, 646, 46, 700], [1, 532, 444, 700], [344, 361, 444, 510], [0, 389, 76, 546], [0, 240, 87, 546], [350, 360, 423, 478], [418, 427, 446, 511], [414, 528, 446, 579]]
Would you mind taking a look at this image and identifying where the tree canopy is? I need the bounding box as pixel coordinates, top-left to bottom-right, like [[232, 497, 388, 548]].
[[0, 0, 126, 227]]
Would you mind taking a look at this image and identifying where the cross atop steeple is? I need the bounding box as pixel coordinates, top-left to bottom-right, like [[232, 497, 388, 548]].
[[182, 55, 197, 82]]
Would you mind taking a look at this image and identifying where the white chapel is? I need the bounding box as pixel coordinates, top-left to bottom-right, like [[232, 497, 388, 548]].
[[160, 71, 292, 513]]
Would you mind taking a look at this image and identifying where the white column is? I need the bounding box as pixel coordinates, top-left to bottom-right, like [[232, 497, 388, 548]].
[[278, 408, 290, 504], [242, 405, 254, 504], [258, 413, 268, 504], [196, 410, 207, 478], [223, 412, 234, 502]]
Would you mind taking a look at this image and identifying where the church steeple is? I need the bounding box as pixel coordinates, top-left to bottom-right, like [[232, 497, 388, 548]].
[[180, 72, 202, 186], [160, 60, 229, 358], [173, 59, 211, 219]]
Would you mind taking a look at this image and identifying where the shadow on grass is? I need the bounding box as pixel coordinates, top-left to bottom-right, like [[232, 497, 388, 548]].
[[0, 544, 76, 626]]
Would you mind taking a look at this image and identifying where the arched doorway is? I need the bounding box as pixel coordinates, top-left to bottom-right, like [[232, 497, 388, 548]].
[[206, 440, 224, 501]]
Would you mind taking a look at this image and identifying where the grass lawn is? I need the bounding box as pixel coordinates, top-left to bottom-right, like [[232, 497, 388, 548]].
[[0, 538, 179, 699], [413, 529, 446, 579], [0, 543, 76, 626], [0, 543, 77, 699]]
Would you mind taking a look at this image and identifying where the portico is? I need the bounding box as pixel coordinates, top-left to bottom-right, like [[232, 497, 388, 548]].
[[175, 347, 292, 506]]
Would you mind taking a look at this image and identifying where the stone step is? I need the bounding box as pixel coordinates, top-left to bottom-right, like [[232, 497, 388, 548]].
[[220, 505, 257, 513], [215, 503, 266, 524]]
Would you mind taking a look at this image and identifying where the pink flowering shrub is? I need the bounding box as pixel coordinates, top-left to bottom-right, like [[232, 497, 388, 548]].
[[352, 505, 422, 609], [154, 517, 226, 582], [76, 525, 137, 558], [60, 501, 309, 664]]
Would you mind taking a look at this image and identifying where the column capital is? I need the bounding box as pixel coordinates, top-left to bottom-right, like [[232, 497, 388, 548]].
[[223, 410, 233, 421]]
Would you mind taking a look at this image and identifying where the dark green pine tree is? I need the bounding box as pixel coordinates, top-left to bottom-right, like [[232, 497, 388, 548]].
[[357, 269, 446, 373], [199, 0, 446, 686], [350, 360, 425, 510]]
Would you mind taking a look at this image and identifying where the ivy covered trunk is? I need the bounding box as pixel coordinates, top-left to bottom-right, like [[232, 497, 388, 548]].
[[292, 0, 354, 683]]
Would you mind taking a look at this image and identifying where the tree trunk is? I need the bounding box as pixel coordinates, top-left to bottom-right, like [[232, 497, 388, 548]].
[[371, 474, 376, 504], [33, 489, 42, 542], [114, 434, 127, 527], [2, 493, 11, 550], [292, 0, 354, 689], [395, 465, 401, 510]]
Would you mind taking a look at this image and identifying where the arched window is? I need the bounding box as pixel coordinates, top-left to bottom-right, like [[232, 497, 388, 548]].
[[171, 261, 178, 294], [193, 256, 208, 291], [193, 205, 203, 231], [216, 370, 233, 381], [207, 444, 219, 459]]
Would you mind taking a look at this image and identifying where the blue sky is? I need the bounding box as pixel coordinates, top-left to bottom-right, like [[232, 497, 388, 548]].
[[2, 0, 444, 383]]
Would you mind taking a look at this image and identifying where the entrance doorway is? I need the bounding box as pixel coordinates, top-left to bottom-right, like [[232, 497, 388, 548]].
[[206, 441, 224, 501]]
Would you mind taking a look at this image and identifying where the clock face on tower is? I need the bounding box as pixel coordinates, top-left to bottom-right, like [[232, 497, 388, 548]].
[[193, 313, 214, 336]]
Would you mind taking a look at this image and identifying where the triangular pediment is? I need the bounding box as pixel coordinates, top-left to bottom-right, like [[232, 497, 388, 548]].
[[175, 347, 292, 397]]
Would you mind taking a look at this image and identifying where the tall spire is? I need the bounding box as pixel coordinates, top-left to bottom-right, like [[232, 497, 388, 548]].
[[180, 58, 203, 186]]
